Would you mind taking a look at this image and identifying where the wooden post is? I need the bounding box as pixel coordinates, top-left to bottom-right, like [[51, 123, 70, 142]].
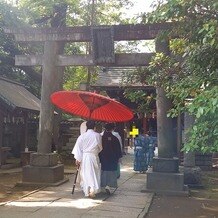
[[21, 111, 28, 151], [0, 110, 4, 166]]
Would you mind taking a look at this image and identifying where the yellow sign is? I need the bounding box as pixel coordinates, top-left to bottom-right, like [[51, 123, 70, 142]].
[[129, 126, 139, 138]]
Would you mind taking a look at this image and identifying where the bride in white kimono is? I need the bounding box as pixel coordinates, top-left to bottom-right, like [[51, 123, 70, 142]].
[[72, 120, 102, 198]]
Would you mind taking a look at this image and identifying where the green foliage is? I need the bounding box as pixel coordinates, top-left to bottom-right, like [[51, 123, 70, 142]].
[[124, 89, 156, 114], [152, 0, 218, 152], [18, 0, 80, 27], [15, 0, 134, 91], [63, 66, 88, 90], [18, 0, 132, 26], [0, 1, 41, 96], [184, 87, 218, 153], [123, 0, 218, 152], [81, 0, 132, 25]]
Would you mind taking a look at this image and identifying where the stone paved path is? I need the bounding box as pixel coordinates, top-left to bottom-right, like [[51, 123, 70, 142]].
[[0, 150, 153, 218]]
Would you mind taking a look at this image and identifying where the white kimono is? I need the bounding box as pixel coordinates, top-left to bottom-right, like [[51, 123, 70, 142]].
[[72, 129, 102, 196]]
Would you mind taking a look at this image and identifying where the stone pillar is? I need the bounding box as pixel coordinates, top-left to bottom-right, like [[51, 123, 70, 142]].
[[156, 87, 176, 158], [145, 37, 188, 195], [38, 41, 58, 153], [22, 41, 67, 186], [183, 113, 202, 186]]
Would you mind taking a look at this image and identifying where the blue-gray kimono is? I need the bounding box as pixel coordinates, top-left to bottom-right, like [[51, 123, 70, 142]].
[[133, 134, 149, 172]]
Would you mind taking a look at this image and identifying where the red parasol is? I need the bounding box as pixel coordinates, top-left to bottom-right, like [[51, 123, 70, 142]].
[[50, 90, 133, 122]]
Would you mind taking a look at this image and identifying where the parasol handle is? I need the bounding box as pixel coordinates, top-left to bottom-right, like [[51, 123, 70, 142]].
[[72, 165, 80, 194]]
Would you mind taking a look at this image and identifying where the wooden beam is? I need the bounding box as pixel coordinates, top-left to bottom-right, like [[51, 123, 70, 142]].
[[5, 23, 174, 42], [15, 53, 155, 67]]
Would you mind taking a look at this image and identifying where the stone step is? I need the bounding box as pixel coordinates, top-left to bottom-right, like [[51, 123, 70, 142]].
[[68, 130, 80, 137], [69, 138, 77, 143], [66, 142, 74, 147], [69, 127, 80, 131], [62, 146, 73, 152], [68, 120, 84, 128]]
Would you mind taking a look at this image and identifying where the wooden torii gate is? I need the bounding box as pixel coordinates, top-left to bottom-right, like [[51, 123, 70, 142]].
[[5, 22, 188, 194]]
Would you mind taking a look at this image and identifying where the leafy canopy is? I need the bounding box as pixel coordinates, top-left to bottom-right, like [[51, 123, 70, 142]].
[[123, 0, 218, 153]]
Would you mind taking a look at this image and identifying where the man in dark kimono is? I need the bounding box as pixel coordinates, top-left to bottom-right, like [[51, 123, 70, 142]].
[[99, 123, 122, 194]]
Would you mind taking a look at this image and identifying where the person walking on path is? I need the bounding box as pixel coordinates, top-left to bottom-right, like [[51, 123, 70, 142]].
[[101, 123, 123, 178], [111, 124, 123, 178], [146, 132, 157, 167], [72, 120, 102, 198], [133, 129, 149, 173], [99, 123, 122, 194]]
